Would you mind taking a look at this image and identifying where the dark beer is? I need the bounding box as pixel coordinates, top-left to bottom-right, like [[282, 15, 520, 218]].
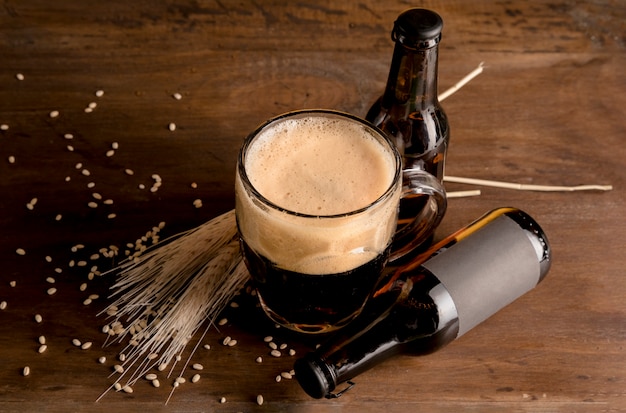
[[240, 239, 391, 333]]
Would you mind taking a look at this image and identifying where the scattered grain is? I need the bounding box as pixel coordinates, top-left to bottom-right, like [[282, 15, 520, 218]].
[[203, 344, 211, 350], [107, 213, 117, 219], [0, 301, 7, 310], [64, 133, 74, 140], [98, 356, 106, 364], [256, 356, 263, 363], [45, 256, 52, 262], [125, 168, 134, 176], [175, 377, 186, 384], [88, 102, 97, 109], [280, 371, 293, 380], [279, 343, 288, 350], [67, 145, 74, 152], [114, 383, 122, 391], [222, 336, 232, 346], [9, 280, 16, 287], [72, 339, 82, 347], [49, 110, 59, 118], [111, 142, 119, 149], [22, 366, 30, 376], [38, 336, 46, 345], [173, 93, 182, 100], [46, 277, 55, 284], [95, 90, 104, 97], [257, 394, 264, 406], [270, 349, 281, 358], [8, 155, 16, 164], [16, 248, 26, 256], [193, 199, 203, 208], [0, 124, 8, 131], [82, 169, 91, 176], [145, 373, 158, 381], [79, 283, 87, 291], [263, 336, 273, 343], [106, 149, 115, 157], [191, 374, 200, 383], [275, 375, 281, 383], [16, 73, 25, 80], [219, 397, 226, 404], [192, 363, 204, 370], [35, 314, 43, 323], [218, 317, 228, 326], [289, 349, 296, 356], [38, 344, 47, 354], [87, 182, 95, 188], [168, 122, 176, 131], [122, 385, 133, 394], [152, 379, 160, 388], [47, 287, 57, 295], [113, 364, 124, 374], [83, 298, 92, 306], [268, 342, 277, 350], [190, 182, 198, 189]]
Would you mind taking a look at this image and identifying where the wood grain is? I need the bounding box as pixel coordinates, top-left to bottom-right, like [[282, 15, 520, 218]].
[[0, 1, 624, 412]]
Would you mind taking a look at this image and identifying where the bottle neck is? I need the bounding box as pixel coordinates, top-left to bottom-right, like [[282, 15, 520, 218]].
[[382, 41, 440, 112]]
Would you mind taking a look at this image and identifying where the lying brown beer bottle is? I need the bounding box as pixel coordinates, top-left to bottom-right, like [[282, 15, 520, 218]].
[[294, 207, 552, 399]]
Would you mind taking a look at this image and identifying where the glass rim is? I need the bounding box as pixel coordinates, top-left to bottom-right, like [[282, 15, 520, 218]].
[[237, 109, 402, 219]]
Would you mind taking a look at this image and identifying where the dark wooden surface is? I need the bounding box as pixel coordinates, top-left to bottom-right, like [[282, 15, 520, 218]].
[[1, 1, 624, 412]]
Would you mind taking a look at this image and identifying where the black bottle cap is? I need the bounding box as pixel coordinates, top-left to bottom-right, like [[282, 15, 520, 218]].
[[392, 8, 443, 48], [293, 356, 334, 399]]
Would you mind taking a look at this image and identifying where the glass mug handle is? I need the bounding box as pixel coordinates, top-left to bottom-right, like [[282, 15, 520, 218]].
[[388, 168, 447, 262]]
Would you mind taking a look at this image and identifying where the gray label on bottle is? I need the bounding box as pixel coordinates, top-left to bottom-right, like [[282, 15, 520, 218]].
[[422, 215, 541, 337]]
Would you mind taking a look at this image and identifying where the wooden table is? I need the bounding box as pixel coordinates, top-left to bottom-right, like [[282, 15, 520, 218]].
[[1, 1, 624, 411]]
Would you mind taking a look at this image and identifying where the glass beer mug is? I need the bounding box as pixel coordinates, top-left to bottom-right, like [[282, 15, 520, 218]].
[[235, 109, 446, 333]]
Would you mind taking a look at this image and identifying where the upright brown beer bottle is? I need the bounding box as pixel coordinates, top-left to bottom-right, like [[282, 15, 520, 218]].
[[366, 8, 449, 243], [367, 8, 449, 178], [294, 208, 552, 399]]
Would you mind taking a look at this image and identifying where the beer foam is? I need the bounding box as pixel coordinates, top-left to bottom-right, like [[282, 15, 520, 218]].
[[245, 116, 395, 215], [236, 114, 400, 274]]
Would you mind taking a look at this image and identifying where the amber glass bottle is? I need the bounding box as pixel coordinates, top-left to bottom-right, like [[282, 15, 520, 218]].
[[294, 208, 552, 399], [366, 9, 449, 239], [366, 8, 449, 178]]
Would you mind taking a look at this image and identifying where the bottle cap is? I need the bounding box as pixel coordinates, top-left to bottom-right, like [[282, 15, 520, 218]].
[[294, 356, 334, 399], [392, 8, 443, 48]]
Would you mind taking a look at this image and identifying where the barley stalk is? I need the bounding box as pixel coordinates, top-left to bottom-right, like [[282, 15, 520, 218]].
[[96, 209, 249, 402]]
